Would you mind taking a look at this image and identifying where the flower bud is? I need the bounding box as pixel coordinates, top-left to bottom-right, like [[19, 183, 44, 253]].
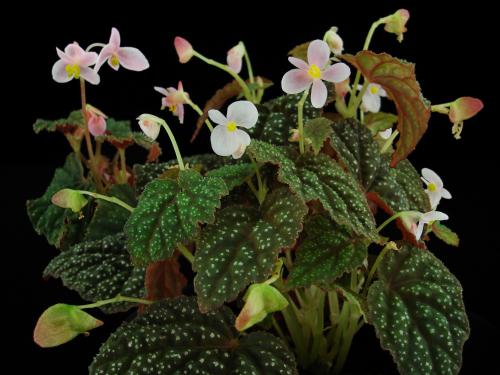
[[324, 27, 344, 55], [137, 114, 162, 140], [227, 42, 245, 73], [448, 97, 483, 139], [382, 9, 410, 42], [51, 189, 88, 212], [174, 36, 194, 63]]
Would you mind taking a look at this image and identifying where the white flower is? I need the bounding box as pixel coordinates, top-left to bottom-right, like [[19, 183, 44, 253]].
[[209, 101, 258, 159], [359, 83, 387, 113], [401, 210, 449, 241], [137, 114, 162, 140], [421, 168, 452, 209], [379, 128, 393, 139]]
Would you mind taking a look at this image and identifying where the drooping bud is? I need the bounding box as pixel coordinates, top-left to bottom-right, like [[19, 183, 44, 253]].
[[174, 36, 194, 63], [51, 189, 88, 212], [235, 283, 288, 331], [227, 42, 245, 73], [33, 304, 103, 348], [324, 27, 344, 55], [382, 9, 410, 42], [448, 97, 484, 139], [137, 114, 162, 140]]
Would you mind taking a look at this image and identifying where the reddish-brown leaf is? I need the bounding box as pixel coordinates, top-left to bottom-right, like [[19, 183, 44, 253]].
[[144, 253, 187, 302], [343, 51, 430, 166]]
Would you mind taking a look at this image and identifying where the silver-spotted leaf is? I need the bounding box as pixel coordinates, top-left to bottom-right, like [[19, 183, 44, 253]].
[[44, 233, 145, 313], [367, 245, 469, 375], [288, 215, 367, 287], [304, 117, 333, 154], [206, 163, 255, 191], [330, 119, 430, 214], [248, 140, 378, 242], [194, 188, 307, 312], [125, 169, 228, 264], [27, 153, 91, 249], [89, 296, 298, 375], [85, 184, 137, 241]]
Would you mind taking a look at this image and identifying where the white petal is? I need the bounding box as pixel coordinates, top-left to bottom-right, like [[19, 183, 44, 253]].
[[79, 66, 100, 85], [379, 87, 388, 97], [210, 125, 240, 156], [362, 93, 381, 113], [227, 101, 259, 129], [307, 40, 330, 68], [426, 190, 442, 210], [379, 128, 393, 139], [421, 168, 444, 188], [288, 56, 309, 70], [52, 59, 72, 83], [234, 129, 251, 146], [415, 221, 425, 240], [321, 63, 351, 83], [310, 80, 328, 108], [154, 86, 169, 96], [208, 109, 227, 125], [422, 211, 449, 223], [138, 118, 161, 140], [441, 188, 452, 199], [281, 69, 312, 94]]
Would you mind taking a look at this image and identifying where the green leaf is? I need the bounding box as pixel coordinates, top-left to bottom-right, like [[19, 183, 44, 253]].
[[288, 41, 310, 60], [367, 245, 469, 375], [288, 215, 367, 287], [330, 119, 430, 214], [304, 117, 333, 154], [27, 153, 91, 249], [206, 163, 255, 191], [44, 233, 145, 313], [90, 296, 298, 375], [248, 140, 378, 242], [133, 154, 228, 193], [432, 222, 460, 247], [365, 112, 398, 135], [343, 52, 431, 166], [33, 110, 84, 134], [85, 184, 137, 241], [34, 304, 103, 348], [125, 169, 228, 264], [194, 187, 307, 312]]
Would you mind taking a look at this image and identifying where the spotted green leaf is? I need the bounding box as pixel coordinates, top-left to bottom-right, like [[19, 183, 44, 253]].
[[194, 188, 307, 312], [367, 245, 469, 375], [365, 112, 398, 135], [125, 169, 228, 264], [27, 153, 91, 249], [432, 222, 460, 247], [85, 184, 137, 241], [206, 163, 255, 191], [90, 296, 298, 374], [343, 52, 431, 166], [248, 140, 378, 242], [44, 233, 145, 314], [288, 215, 367, 287], [96, 118, 132, 143], [330, 119, 430, 213], [304, 117, 333, 154], [33, 110, 84, 134]]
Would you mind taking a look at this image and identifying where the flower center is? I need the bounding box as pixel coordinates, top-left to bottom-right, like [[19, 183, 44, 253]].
[[65, 64, 80, 79], [307, 64, 322, 79], [110, 54, 120, 67], [370, 85, 379, 94], [428, 183, 437, 192], [226, 121, 237, 132], [168, 105, 177, 114]]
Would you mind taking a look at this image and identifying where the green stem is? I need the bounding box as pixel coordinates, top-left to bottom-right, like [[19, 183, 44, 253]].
[[249, 154, 267, 204], [332, 304, 357, 374], [192, 50, 253, 101], [86, 42, 106, 52], [297, 88, 310, 154], [271, 315, 288, 343], [242, 42, 255, 85], [78, 295, 152, 309], [177, 243, 194, 264], [156, 118, 185, 170], [347, 81, 368, 117], [255, 76, 265, 104], [376, 211, 406, 233], [118, 148, 127, 183], [380, 129, 399, 153], [431, 103, 452, 114], [363, 243, 394, 295], [77, 190, 135, 212], [186, 99, 214, 131]]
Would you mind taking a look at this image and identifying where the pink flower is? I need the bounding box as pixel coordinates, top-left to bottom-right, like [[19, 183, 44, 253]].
[[154, 81, 189, 124], [448, 97, 484, 139], [52, 42, 100, 85], [227, 42, 245, 73], [382, 9, 410, 42], [95, 28, 149, 72], [281, 40, 351, 108], [174, 37, 194, 63], [87, 106, 107, 136]]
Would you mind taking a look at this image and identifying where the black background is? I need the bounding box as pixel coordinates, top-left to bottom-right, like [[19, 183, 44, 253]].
[[4, 1, 499, 373]]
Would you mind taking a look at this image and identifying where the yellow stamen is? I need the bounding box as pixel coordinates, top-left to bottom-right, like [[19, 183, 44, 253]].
[[227, 121, 237, 132], [110, 54, 120, 67], [428, 183, 437, 192], [307, 64, 321, 79], [370, 85, 379, 94], [65, 64, 80, 79], [168, 105, 177, 113]]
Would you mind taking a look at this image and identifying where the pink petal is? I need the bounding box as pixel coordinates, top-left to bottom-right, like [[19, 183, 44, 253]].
[[449, 97, 484, 123], [94, 44, 116, 72], [177, 81, 184, 92], [56, 48, 72, 64], [322, 63, 351, 83], [281, 69, 312, 94], [79, 66, 100, 85], [107, 58, 120, 71], [79, 51, 98, 67], [227, 50, 243, 73], [109, 27, 121, 48], [154, 86, 169, 96], [88, 114, 107, 136], [117, 47, 149, 71], [174, 36, 193, 63], [310, 80, 328, 108], [307, 40, 330, 68], [52, 59, 72, 83], [177, 104, 185, 124], [288, 57, 309, 71], [64, 43, 84, 59]]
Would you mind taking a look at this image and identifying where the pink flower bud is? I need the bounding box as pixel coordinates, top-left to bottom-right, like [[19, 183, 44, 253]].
[[88, 112, 107, 136], [382, 9, 410, 42], [448, 97, 483, 139], [174, 36, 194, 63], [51, 189, 88, 212], [227, 42, 245, 73]]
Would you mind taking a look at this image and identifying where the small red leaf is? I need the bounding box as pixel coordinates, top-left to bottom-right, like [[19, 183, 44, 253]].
[[144, 253, 187, 302]]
